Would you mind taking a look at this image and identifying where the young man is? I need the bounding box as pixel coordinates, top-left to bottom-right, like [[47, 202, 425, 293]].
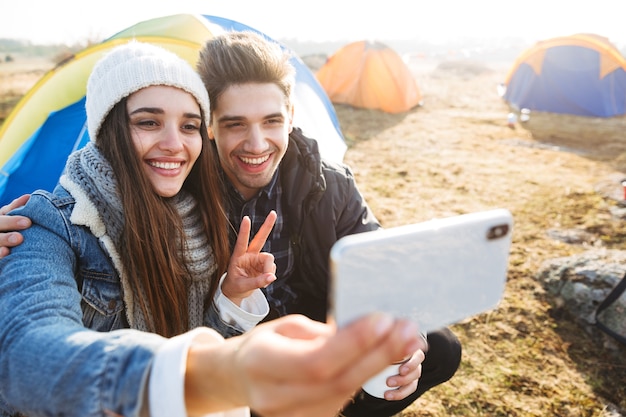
[[197, 32, 461, 417], [0, 32, 461, 417]]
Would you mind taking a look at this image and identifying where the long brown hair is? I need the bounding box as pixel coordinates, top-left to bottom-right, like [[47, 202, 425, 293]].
[[98, 100, 230, 337]]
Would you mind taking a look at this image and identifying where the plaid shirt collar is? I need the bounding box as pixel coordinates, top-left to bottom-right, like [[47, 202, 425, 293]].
[[225, 169, 280, 222]]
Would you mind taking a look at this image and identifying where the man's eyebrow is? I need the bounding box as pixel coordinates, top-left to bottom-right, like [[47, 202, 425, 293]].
[[217, 114, 245, 123], [217, 112, 285, 122], [264, 113, 285, 119]]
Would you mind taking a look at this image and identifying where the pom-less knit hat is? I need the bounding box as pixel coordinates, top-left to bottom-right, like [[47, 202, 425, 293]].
[[85, 41, 210, 142]]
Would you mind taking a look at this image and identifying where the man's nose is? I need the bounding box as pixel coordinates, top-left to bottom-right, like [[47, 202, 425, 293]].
[[244, 124, 266, 152]]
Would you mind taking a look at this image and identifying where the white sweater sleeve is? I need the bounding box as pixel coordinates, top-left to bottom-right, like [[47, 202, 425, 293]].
[[213, 272, 269, 332], [148, 327, 250, 417]]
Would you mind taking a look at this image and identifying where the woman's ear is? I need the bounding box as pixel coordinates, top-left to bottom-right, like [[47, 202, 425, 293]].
[[207, 126, 215, 140]]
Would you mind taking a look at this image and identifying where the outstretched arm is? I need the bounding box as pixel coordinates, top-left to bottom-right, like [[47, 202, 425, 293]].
[[185, 313, 426, 417], [0, 194, 32, 258]]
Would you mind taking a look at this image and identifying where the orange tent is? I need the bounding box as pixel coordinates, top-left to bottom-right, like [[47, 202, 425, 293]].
[[316, 40, 422, 113]]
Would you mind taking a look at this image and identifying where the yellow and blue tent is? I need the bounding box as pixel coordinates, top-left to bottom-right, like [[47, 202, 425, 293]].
[[501, 33, 626, 118], [0, 14, 346, 205]]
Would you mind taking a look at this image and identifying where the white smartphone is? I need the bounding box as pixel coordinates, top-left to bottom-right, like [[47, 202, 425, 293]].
[[328, 208, 513, 332]]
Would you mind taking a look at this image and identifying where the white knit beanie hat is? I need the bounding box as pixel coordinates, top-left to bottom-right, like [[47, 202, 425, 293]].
[[86, 41, 210, 142]]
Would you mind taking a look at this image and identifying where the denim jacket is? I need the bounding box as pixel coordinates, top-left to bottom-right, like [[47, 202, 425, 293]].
[[0, 185, 239, 417]]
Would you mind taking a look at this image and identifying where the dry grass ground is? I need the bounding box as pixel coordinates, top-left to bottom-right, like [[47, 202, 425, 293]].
[[338, 58, 626, 416], [1, 55, 625, 417]]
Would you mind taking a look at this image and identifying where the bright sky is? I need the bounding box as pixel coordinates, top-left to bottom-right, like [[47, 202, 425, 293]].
[[1, 0, 625, 47]]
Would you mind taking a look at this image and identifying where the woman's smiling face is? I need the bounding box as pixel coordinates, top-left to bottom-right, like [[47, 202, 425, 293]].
[[127, 85, 203, 197]]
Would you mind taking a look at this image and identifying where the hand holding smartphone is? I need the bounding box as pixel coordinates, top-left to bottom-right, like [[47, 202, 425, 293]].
[[329, 208, 513, 330], [328, 209, 513, 398]]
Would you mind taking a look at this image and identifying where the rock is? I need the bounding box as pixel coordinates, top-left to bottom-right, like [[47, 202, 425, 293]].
[[545, 228, 598, 245], [536, 249, 626, 350]]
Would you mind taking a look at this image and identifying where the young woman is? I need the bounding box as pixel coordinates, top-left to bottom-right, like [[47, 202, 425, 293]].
[[0, 40, 276, 417], [0, 41, 426, 417]]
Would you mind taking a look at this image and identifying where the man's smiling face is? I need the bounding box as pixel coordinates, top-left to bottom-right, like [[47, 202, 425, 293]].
[[209, 82, 293, 201]]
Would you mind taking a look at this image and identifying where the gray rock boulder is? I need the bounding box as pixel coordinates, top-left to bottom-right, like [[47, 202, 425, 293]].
[[536, 248, 626, 350]]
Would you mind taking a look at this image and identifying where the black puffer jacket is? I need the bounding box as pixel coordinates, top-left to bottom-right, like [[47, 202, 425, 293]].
[[280, 128, 380, 322]]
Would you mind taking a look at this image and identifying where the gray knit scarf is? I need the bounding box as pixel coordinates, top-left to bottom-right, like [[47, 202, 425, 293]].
[[60, 142, 217, 331]]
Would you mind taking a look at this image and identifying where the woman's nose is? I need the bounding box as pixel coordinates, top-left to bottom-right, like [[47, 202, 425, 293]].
[[159, 125, 185, 152]]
